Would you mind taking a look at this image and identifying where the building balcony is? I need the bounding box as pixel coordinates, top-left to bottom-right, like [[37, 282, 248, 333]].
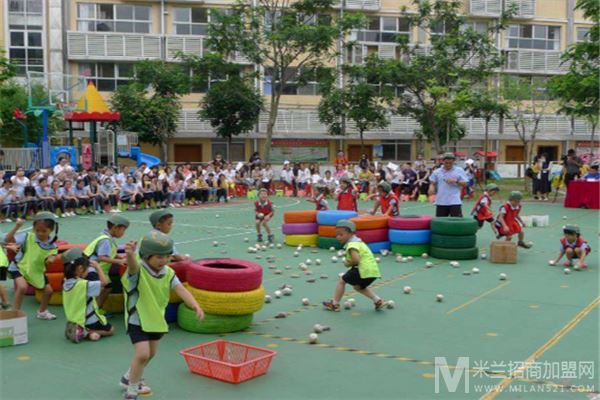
[[504, 49, 568, 74], [166, 35, 203, 61], [333, 0, 380, 11], [67, 31, 161, 61], [469, 0, 535, 18]]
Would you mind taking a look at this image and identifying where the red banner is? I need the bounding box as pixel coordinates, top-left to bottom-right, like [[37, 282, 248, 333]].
[[81, 143, 93, 170], [576, 141, 600, 148], [272, 139, 328, 147]]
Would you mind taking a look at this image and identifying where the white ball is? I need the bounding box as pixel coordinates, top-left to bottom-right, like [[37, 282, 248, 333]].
[[315, 258, 321, 265], [282, 287, 293, 296], [212, 241, 219, 247], [313, 324, 323, 333], [247, 247, 255, 253], [274, 269, 282, 274], [269, 243, 275, 248], [548, 260, 556, 266], [499, 273, 507, 281], [401, 257, 408, 263], [262, 245, 268, 251], [564, 268, 571, 275], [276, 243, 282, 249], [257, 213, 264, 219], [264, 295, 272, 303], [422, 253, 429, 259], [274, 290, 282, 298], [380, 249, 389, 256], [463, 271, 471, 276], [184, 254, 191, 258], [305, 259, 312, 265], [343, 301, 352, 309], [293, 252, 299, 257], [331, 256, 338, 263], [472, 267, 480, 274], [480, 253, 488, 260], [403, 286, 412, 294], [244, 238, 249, 243], [215, 214, 220, 218], [563, 216, 567, 220], [573, 264, 581, 271], [425, 261, 434, 268], [347, 298, 356, 305], [302, 298, 310, 306], [337, 250, 344, 257], [386, 300, 395, 309], [308, 333, 318, 344], [450, 261, 460, 268], [396, 255, 403, 263], [407, 256, 413, 261], [436, 294, 444, 302], [375, 257, 381, 263], [327, 246, 334, 252]]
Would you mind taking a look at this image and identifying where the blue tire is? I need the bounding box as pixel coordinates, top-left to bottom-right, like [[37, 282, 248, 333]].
[[316, 210, 359, 226], [367, 241, 391, 253], [389, 229, 431, 245], [165, 303, 178, 323]]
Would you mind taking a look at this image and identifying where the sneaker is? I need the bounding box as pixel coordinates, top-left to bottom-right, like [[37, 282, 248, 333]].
[[518, 241, 532, 249], [267, 234, 275, 244], [124, 394, 138, 400], [374, 299, 388, 311], [37, 310, 57, 320], [0, 302, 11, 310], [53, 214, 59, 218], [257, 234, 263, 243], [120, 376, 152, 395], [322, 300, 340, 312]]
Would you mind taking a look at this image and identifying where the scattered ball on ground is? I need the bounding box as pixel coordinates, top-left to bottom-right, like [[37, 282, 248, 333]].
[[320, 274, 328, 279], [212, 241, 218, 247], [422, 253, 429, 259], [302, 298, 310, 306], [480, 253, 488, 260], [436, 294, 444, 302], [401, 257, 408, 263], [563, 216, 567, 220], [337, 250, 344, 257], [331, 256, 338, 263], [264, 295, 272, 303], [375, 257, 381, 263], [450, 261, 460, 268], [329, 246, 336, 252], [315, 259, 321, 265], [282, 287, 293, 296], [274, 312, 288, 319], [255, 256, 262, 260], [347, 298, 356, 305], [274, 269, 283, 274], [463, 271, 471, 276], [403, 286, 412, 294], [269, 243, 275, 248], [343, 301, 352, 309], [380, 249, 389, 256], [274, 290, 282, 298], [276, 243, 282, 249], [309, 333, 318, 344], [305, 259, 312, 265], [564, 268, 571, 275], [499, 273, 507, 281], [386, 300, 395, 309], [407, 256, 413, 261], [293, 252, 299, 257], [313, 324, 323, 333], [290, 273, 300, 278], [215, 214, 220, 218], [472, 267, 480, 274], [244, 238, 249, 243], [396, 255, 403, 263], [425, 261, 434, 268], [305, 270, 313, 275], [306, 278, 316, 283], [548, 260, 556, 266], [284, 265, 291, 270], [574, 264, 581, 271]]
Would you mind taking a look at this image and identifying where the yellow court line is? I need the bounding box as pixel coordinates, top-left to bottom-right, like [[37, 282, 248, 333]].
[[447, 281, 511, 315], [480, 296, 600, 400]]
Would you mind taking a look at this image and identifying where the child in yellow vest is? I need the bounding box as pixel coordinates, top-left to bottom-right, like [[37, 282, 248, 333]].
[[83, 214, 130, 308], [5, 212, 59, 319], [120, 232, 204, 400], [323, 220, 388, 311], [62, 248, 114, 342], [148, 210, 191, 262]]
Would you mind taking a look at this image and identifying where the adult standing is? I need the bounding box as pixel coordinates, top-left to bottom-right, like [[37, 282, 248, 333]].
[[563, 149, 582, 186], [212, 153, 226, 169], [358, 154, 370, 171], [249, 152, 261, 166], [428, 153, 468, 217], [532, 153, 551, 201]]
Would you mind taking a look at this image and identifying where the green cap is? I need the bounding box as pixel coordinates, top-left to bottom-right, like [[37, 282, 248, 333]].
[[258, 188, 268, 194], [485, 183, 500, 192], [62, 248, 84, 265], [34, 211, 56, 223], [336, 219, 356, 233], [139, 231, 174, 258], [508, 191, 523, 200], [378, 182, 392, 193], [563, 225, 580, 235], [149, 210, 173, 228], [108, 214, 130, 228], [442, 152, 456, 160]]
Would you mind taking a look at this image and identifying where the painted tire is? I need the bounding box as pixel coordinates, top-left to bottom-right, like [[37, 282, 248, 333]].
[[316, 210, 358, 226], [430, 246, 479, 260], [57, 243, 87, 252], [350, 215, 389, 230], [355, 228, 389, 243], [169, 289, 182, 304], [388, 229, 431, 245], [177, 304, 253, 334], [185, 283, 265, 315], [34, 290, 62, 305], [282, 223, 318, 235], [284, 234, 318, 247], [103, 293, 124, 313], [317, 236, 343, 250], [391, 243, 431, 256], [165, 303, 178, 323], [283, 210, 318, 224], [431, 217, 478, 236], [318, 225, 337, 238], [170, 261, 192, 282], [388, 215, 433, 230], [46, 254, 64, 273], [367, 241, 391, 253], [431, 234, 477, 249], [186, 259, 263, 292], [46, 272, 64, 291]]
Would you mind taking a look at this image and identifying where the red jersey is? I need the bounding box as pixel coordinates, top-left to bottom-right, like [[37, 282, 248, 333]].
[[315, 194, 329, 211], [255, 200, 273, 216], [494, 203, 523, 235], [337, 188, 357, 211], [380, 193, 400, 216], [560, 237, 591, 254], [471, 192, 494, 221]]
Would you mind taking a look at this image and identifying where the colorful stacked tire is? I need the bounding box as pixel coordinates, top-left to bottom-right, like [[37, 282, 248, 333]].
[[350, 215, 390, 253], [388, 215, 433, 256], [430, 217, 479, 260], [316, 210, 358, 249], [283, 211, 319, 246], [178, 258, 263, 334]]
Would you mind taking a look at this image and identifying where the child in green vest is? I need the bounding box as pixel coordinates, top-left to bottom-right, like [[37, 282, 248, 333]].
[[148, 210, 191, 262], [120, 232, 204, 400], [323, 220, 387, 312], [62, 248, 114, 343], [4, 212, 59, 319], [84, 214, 130, 308]]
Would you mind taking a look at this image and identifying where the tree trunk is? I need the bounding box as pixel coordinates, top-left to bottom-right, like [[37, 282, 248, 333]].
[[359, 130, 365, 155], [483, 117, 489, 185], [590, 122, 597, 159], [160, 141, 168, 163], [263, 93, 281, 162]]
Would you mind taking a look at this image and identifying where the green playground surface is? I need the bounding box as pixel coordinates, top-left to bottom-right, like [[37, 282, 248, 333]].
[[1, 197, 598, 400]]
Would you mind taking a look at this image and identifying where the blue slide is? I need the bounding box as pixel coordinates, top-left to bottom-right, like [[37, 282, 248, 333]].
[[119, 146, 161, 168]]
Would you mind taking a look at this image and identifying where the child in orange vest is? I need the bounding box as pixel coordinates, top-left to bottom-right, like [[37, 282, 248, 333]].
[[494, 191, 532, 249], [471, 183, 500, 236], [307, 185, 330, 211], [370, 182, 399, 216], [549, 225, 590, 269], [336, 177, 358, 212]]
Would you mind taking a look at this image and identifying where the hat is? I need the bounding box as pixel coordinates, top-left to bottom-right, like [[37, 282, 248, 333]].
[[508, 191, 523, 200], [149, 210, 173, 227], [485, 183, 500, 192], [377, 182, 392, 193], [258, 188, 268, 194], [336, 219, 356, 233], [283, 160, 290, 165], [465, 159, 474, 165], [62, 248, 84, 265], [339, 177, 351, 184], [34, 211, 56, 223], [139, 231, 174, 258], [563, 225, 580, 235], [108, 214, 130, 228], [442, 152, 456, 160], [591, 161, 599, 169]]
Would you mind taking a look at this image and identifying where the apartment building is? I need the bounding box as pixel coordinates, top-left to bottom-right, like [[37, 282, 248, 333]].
[[0, 0, 596, 163]]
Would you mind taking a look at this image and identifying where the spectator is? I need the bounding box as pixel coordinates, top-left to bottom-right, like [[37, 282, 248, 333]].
[[428, 153, 468, 217], [249, 152, 262, 165], [358, 154, 370, 171], [334, 150, 348, 167], [533, 153, 551, 201], [563, 149, 582, 186]]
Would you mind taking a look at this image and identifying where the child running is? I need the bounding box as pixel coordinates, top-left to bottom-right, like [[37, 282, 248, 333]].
[[495, 191, 532, 249], [471, 183, 500, 236], [307, 185, 330, 211], [549, 225, 591, 269], [336, 177, 358, 211], [149, 209, 191, 262], [370, 182, 400, 216], [255, 188, 274, 243], [120, 233, 204, 400], [62, 247, 114, 342], [323, 220, 387, 311]]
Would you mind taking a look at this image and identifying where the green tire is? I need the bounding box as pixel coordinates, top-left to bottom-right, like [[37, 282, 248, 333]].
[[431, 217, 479, 236], [431, 234, 477, 249], [391, 243, 431, 256], [177, 304, 253, 334], [317, 236, 343, 250], [430, 246, 479, 260]]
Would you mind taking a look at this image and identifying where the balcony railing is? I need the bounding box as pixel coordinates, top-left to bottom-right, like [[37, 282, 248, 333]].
[[67, 31, 161, 60], [504, 49, 567, 73], [333, 0, 380, 10], [469, 0, 535, 18], [166, 36, 203, 61]]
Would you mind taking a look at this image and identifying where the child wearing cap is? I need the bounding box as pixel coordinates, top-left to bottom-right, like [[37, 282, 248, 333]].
[[120, 233, 203, 400], [307, 185, 330, 211], [471, 183, 500, 236], [62, 248, 114, 342], [323, 220, 387, 311], [549, 225, 591, 269], [336, 177, 358, 211], [149, 210, 191, 262], [4, 212, 60, 319], [255, 189, 274, 243], [369, 182, 400, 216], [83, 214, 130, 308], [494, 191, 532, 248]]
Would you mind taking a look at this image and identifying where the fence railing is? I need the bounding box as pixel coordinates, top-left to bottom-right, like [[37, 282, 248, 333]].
[[1, 148, 42, 171]]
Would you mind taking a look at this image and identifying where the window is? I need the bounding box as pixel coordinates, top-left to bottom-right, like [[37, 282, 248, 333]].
[[173, 7, 209, 35], [381, 140, 412, 161], [262, 67, 318, 96], [503, 75, 549, 101], [442, 140, 484, 158], [8, 0, 44, 76], [357, 16, 411, 43], [461, 21, 488, 34], [76, 3, 151, 33], [507, 24, 560, 50], [211, 141, 246, 162], [576, 27, 590, 42], [78, 62, 133, 91]]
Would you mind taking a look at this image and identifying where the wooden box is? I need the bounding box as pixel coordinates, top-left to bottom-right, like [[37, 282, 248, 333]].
[[490, 241, 517, 264]]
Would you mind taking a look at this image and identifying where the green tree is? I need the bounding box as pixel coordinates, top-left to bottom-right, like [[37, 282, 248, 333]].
[[207, 0, 363, 161], [0, 49, 16, 84], [111, 60, 189, 161]]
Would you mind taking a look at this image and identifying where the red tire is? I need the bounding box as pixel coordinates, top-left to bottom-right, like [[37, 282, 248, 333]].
[[46, 272, 64, 291], [318, 225, 337, 238], [58, 243, 87, 253], [187, 258, 263, 292], [46, 254, 64, 273], [388, 215, 433, 230], [355, 228, 389, 243], [170, 260, 193, 282], [350, 215, 389, 230], [283, 210, 318, 224]]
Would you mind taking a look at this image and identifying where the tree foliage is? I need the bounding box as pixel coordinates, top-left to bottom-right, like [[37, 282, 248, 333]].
[[0, 49, 16, 84]]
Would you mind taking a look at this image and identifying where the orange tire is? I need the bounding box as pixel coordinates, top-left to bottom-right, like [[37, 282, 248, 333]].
[[46, 254, 64, 273], [350, 215, 389, 230], [46, 272, 64, 291], [283, 210, 318, 224], [318, 225, 337, 238], [34, 289, 63, 305], [58, 243, 87, 253]]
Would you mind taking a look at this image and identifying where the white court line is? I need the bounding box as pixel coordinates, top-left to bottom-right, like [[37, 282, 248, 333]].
[[175, 230, 254, 245]]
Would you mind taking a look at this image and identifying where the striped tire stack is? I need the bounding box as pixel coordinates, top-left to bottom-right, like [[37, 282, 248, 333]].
[[282, 211, 319, 247], [388, 215, 433, 256], [316, 210, 359, 250], [350, 215, 390, 253], [178, 258, 264, 334], [430, 217, 479, 260]]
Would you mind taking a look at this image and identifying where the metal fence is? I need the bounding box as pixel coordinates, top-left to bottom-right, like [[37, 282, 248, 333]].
[[0, 148, 42, 171]]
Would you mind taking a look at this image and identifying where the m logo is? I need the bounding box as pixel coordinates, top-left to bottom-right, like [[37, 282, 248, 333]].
[[435, 357, 470, 394]]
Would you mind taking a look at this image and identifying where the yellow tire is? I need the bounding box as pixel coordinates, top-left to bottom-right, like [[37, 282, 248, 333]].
[[184, 283, 265, 315], [284, 234, 318, 247], [34, 290, 62, 305], [103, 293, 124, 313], [169, 289, 182, 304]]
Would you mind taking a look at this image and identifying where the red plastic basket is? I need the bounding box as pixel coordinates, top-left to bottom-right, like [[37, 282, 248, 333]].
[[180, 340, 277, 384]]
